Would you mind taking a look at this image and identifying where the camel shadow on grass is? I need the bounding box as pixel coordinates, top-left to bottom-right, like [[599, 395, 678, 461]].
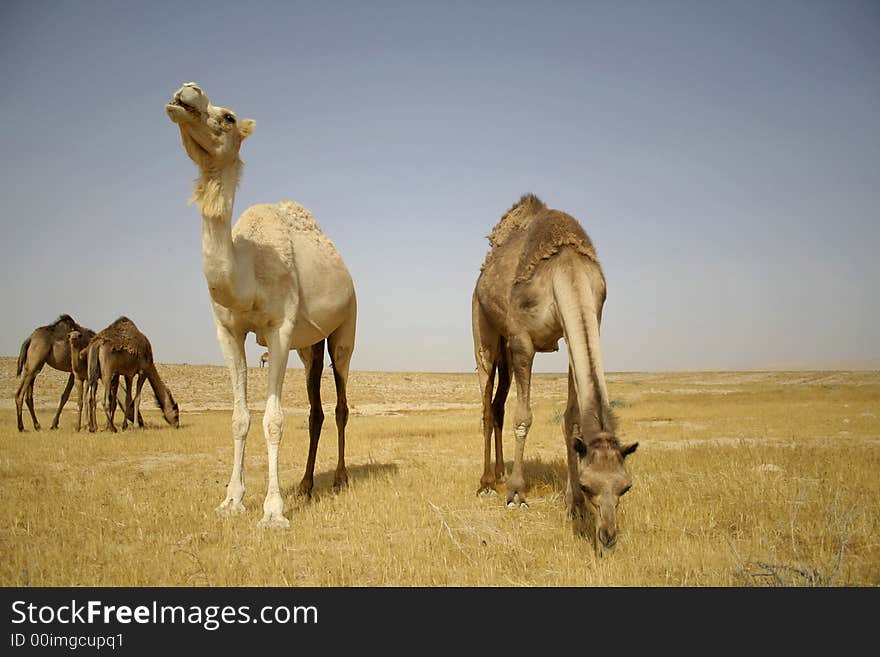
[[282, 461, 399, 503], [502, 456, 569, 498]]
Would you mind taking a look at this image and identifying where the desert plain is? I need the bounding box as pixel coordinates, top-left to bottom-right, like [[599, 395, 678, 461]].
[[1, 357, 878, 586]]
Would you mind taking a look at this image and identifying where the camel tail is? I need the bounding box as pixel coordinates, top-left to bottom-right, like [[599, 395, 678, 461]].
[[552, 261, 613, 434], [17, 337, 31, 376]]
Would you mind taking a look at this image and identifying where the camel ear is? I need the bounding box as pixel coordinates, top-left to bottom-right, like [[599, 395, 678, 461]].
[[621, 442, 639, 458], [573, 437, 587, 457], [238, 118, 256, 140]]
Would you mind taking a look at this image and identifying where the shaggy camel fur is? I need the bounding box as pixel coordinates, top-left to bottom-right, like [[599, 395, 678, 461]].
[[86, 317, 179, 433], [166, 82, 357, 528], [15, 314, 95, 431], [473, 194, 637, 553]]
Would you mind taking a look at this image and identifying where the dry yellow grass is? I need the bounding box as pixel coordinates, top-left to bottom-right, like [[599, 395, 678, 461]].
[[1, 358, 878, 586]]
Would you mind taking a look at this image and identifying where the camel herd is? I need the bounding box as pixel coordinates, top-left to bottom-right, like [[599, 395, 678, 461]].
[[15, 315, 179, 435], [11, 81, 638, 553]]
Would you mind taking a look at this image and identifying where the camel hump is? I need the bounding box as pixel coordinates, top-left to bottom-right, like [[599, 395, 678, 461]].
[[486, 193, 546, 249], [514, 209, 599, 284], [97, 316, 153, 358]]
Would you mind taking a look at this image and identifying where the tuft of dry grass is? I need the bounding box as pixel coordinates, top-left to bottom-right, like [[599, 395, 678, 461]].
[[1, 358, 878, 586]]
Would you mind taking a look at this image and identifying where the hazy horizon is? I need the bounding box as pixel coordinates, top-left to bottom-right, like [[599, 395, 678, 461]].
[[2, 0, 878, 374]]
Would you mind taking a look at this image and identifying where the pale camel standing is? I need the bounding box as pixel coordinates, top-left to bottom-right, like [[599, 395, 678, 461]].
[[259, 352, 269, 368], [15, 314, 95, 431], [165, 82, 357, 528], [86, 317, 179, 433], [472, 194, 638, 553]]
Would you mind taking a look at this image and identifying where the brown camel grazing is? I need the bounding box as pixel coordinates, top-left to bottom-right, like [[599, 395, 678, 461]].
[[472, 194, 638, 553], [68, 330, 144, 431], [15, 314, 95, 431], [166, 82, 357, 527], [86, 317, 179, 433]]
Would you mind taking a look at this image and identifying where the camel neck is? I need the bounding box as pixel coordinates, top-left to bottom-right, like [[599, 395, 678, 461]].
[[195, 163, 253, 309]]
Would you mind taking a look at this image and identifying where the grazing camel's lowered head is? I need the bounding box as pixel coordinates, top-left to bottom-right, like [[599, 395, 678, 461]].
[[571, 431, 638, 554]]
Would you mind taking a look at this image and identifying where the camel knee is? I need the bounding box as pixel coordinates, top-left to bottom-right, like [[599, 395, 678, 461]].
[[232, 407, 250, 440], [514, 417, 532, 440], [335, 402, 348, 428], [310, 406, 325, 428], [262, 408, 283, 445]]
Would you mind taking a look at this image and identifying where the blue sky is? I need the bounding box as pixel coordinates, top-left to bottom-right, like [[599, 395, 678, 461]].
[[1, 0, 878, 372]]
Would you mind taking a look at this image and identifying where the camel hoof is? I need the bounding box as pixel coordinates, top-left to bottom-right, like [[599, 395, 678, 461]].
[[296, 482, 313, 499], [259, 513, 290, 529], [215, 500, 246, 516], [506, 493, 528, 509], [477, 487, 498, 497], [333, 471, 349, 492]]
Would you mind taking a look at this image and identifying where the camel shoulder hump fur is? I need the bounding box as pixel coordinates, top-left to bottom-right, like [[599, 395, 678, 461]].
[[481, 194, 599, 282]]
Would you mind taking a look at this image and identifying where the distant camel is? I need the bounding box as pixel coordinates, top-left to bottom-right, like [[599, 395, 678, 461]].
[[259, 352, 269, 368], [15, 314, 95, 431], [472, 194, 638, 553], [68, 329, 144, 431], [166, 82, 357, 528], [66, 330, 95, 432], [86, 317, 179, 432]]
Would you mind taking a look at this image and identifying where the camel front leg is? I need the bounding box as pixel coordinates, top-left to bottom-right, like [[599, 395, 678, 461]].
[[562, 366, 586, 524], [506, 335, 535, 509], [215, 324, 249, 516], [121, 375, 134, 430], [260, 325, 293, 528], [50, 373, 75, 430], [73, 378, 85, 432]]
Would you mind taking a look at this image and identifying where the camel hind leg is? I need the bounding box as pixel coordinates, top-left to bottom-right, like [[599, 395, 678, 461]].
[[328, 315, 355, 492], [473, 295, 506, 495], [492, 341, 511, 483], [104, 374, 120, 433], [296, 340, 325, 499], [15, 367, 42, 432], [130, 374, 147, 431]]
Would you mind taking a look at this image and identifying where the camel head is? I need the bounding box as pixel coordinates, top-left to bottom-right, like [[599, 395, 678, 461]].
[[572, 433, 638, 554], [165, 82, 255, 169], [160, 388, 180, 429]]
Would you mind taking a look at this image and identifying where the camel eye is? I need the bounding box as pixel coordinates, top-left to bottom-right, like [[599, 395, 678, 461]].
[[223, 113, 236, 123], [580, 484, 594, 496]]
